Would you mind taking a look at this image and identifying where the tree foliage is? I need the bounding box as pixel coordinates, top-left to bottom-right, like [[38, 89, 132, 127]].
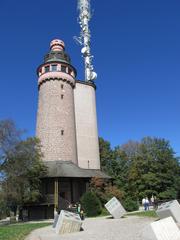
[[0, 120, 21, 168], [89, 177, 124, 205], [80, 191, 102, 217], [0, 119, 47, 215], [122, 197, 139, 212], [99, 137, 114, 171], [99, 136, 180, 201]]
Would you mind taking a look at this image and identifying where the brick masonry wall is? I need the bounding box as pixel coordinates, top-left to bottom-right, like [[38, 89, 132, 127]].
[[36, 76, 78, 164]]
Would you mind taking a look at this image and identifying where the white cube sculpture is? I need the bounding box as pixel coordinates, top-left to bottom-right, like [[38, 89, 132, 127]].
[[105, 197, 126, 219], [151, 217, 180, 240], [55, 210, 82, 235], [52, 213, 59, 228], [156, 200, 180, 223]]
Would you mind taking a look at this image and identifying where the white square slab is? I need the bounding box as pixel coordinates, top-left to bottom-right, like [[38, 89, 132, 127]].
[[55, 210, 82, 235], [105, 197, 126, 219], [52, 212, 59, 228], [151, 217, 180, 240], [156, 200, 180, 223]]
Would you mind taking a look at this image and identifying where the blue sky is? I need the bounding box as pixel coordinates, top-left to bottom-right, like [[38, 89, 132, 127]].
[[0, 0, 179, 155]]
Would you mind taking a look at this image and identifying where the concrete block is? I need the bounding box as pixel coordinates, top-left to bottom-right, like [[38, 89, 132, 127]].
[[55, 210, 82, 235], [0, 217, 10, 226], [52, 213, 59, 228], [105, 197, 126, 219], [156, 200, 180, 223], [151, 217, 180, 240]]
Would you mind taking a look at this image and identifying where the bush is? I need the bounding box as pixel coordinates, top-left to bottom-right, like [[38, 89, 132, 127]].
[[80, 191, 102, 217], [89, 177, 107, 205], [104, 185, 124, 202], [89, 177, 124, 205], [158, 189, 177, 200], [122, 197, 139, 212]]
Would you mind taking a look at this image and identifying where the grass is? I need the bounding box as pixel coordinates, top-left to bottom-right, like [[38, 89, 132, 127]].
[[125, 210, 158, 218], [86, 208, 158, 219], [0, 222, 51, 240], [95, 207, 158, 219]]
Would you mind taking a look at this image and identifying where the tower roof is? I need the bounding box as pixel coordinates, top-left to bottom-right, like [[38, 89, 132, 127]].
[[50, 39, 65, 51], [42, 161, 112, 179], [37, 39, 77, 77], [44, 39, 71, 64]]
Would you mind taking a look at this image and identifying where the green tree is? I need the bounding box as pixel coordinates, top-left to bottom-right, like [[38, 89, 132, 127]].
[[0, 119, 21, 168], [0, 120, 47, 215], [127, 137, 180, 200], [111, 147, 130, 190], [80, 191, 102, 217], [99, 136, 180, 202], [99, 137, 114, 171], [89, 177, 124, 205]]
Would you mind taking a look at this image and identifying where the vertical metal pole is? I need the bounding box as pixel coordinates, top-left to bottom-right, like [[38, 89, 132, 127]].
[[56, 179, 59, 209], [54, 179, 56, 212], [54, 179, 59, 212], [70, 179, 74, 203]]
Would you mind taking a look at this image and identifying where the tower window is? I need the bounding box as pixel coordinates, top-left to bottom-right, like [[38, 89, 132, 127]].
[[61, 94, 64, 99], [61, 66, 66, 73], [45, 66, 50, 73], [39, 69, 42, 76], [51, 65, 57, 71], [61, 84, 64, 89], [61, 130, 64, 135], [68, 68, 72, 75]]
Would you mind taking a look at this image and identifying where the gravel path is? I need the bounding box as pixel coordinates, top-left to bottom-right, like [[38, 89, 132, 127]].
[[25, 216, 156, 240]]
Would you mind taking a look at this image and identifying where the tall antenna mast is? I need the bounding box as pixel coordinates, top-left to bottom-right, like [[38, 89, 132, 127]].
[[76, 0, 97, 82]]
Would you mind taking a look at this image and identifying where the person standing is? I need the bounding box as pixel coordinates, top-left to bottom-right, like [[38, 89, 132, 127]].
[[145, 197, 149, 211], [77, 203, 81, 215], [151, 195, 155, 208], [142, 198, 146, 211]]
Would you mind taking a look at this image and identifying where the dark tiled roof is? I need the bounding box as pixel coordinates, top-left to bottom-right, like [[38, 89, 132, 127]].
[[43, 161, 111, 179]]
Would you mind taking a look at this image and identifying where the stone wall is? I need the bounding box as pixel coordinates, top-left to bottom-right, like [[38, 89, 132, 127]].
[[36, 74, 78, 164]]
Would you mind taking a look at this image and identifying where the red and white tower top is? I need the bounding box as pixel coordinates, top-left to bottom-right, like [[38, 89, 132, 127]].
[[50, 39, 65, 51]]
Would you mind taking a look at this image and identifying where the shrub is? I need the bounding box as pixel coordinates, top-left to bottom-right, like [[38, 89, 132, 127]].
[[104, 185, 124, 202], [80, 191, 102, 217], [89, 177, 107, 204], [122, 197, 139, 212], [89, 177, 124, 205]]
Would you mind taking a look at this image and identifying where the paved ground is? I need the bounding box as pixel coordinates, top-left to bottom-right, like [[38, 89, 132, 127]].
[[25, 216, 157, 240]]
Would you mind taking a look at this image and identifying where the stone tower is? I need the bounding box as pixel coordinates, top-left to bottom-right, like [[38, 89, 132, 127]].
[[36, 39, 78, 164], [26, 39, 109, 220]]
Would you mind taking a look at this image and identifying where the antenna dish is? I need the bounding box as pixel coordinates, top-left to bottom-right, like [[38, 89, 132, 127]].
[[81, 47, 88, 55], [91, 72, 97, 80]]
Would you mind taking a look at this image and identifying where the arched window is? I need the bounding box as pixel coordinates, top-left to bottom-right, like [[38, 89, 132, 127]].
[[45, 65, 50, 73], [61, 65, 66, 73], [51, 65, 57, 71], [68, 68, 72, 75]]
